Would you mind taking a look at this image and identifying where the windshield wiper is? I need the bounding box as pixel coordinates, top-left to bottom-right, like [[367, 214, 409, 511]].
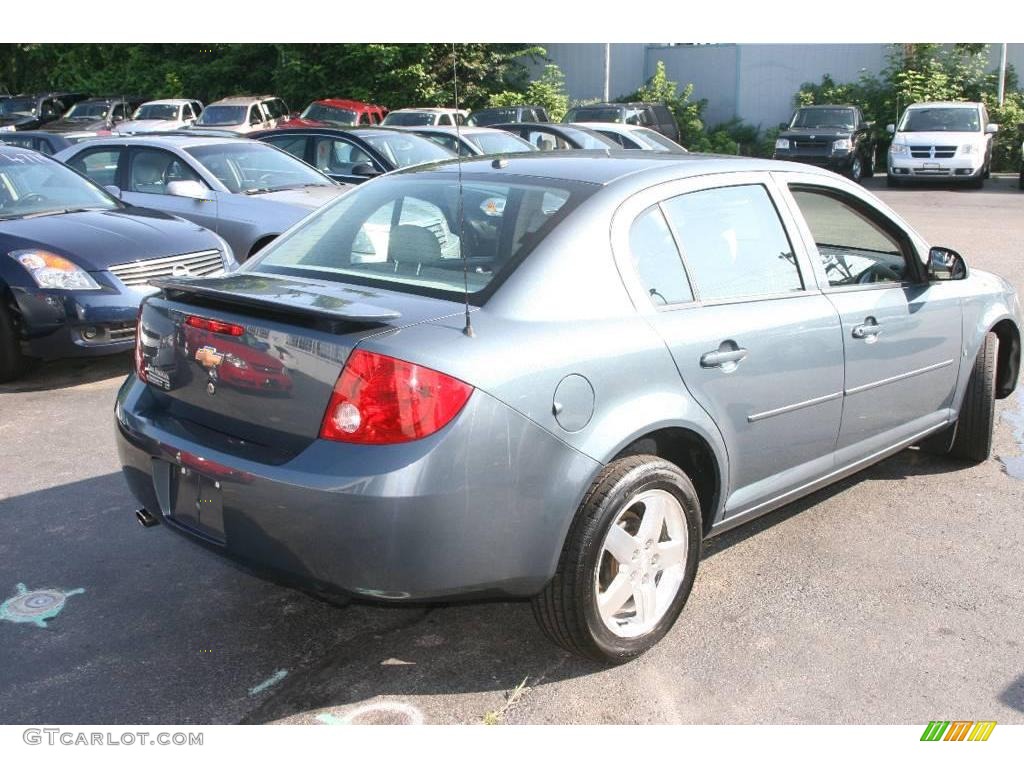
[[20, 207, 102, 219]]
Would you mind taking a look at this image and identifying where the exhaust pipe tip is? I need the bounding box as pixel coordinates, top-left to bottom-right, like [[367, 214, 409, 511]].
[[136, 508, 159, 528]]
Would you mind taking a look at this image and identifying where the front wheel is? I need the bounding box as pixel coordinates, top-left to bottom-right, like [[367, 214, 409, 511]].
[[0, 302, 28, 384], [948, 332, 998, 462], [848, 155, 863, 183], [532, 455, 702, 664], [886, 172, 900, 188]]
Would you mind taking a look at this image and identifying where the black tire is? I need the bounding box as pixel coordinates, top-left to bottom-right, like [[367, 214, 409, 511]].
[[532, 455, 702, 664], [886, 173, 900, 188], [0, 301, 28, 384], [863, 149, 875, 178], [948, 332, 998, 463], [848, 155, 863, 184], [967, 173, 984, 189]]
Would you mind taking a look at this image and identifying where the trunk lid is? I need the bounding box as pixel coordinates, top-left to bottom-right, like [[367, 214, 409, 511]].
[[136, 272, 463, 461]]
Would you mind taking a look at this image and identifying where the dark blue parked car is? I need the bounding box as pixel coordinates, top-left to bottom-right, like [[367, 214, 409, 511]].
[[0, 145, 235, 381]]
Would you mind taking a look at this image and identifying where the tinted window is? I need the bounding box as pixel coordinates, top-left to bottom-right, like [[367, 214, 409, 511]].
[[789, 187, 908, 286], [662, 185, 801, 301], [67, 148, 122, 187], [438, 114, 452, 126], [629, 205, 692, 305], [312, 138, 382, 175], [264, 134, 307, 159], [382, 111, 435, 126], [197, 105, 247, 126], [247, 175, 593, 300], [129, 149, 202, 194]]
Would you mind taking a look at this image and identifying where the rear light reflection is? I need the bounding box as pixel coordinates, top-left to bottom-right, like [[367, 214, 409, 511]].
[[185, 315, 245, 336], [320, 350, 473, 444]]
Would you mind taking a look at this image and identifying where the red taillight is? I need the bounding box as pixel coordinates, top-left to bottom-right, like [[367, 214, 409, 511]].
[[185, 315, 245, 336], [319, 350, 473, 444], [134, 306, 147, 383]]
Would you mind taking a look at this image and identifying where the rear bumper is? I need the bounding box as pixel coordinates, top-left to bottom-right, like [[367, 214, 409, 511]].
[[12, 284, 146, 360], [115, 377, 601, 601]]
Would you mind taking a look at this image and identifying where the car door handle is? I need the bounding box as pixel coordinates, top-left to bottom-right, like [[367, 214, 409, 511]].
[[700, 347, 749, 369], [852, 321, 882, 339]]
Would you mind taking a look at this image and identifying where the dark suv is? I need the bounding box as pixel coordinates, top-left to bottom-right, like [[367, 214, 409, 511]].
[[563, 102, 680, 142], [467, 105, 550, 126], [0, 92, 86, 131], [773, 104, 876, 183]]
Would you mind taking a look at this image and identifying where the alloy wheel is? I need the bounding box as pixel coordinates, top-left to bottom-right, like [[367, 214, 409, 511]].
[[593, 489, 689, 638]]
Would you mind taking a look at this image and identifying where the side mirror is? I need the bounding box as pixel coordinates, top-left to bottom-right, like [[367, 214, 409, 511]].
[[166, 180, 208, 199], [864, 120, 874, 129], [928, 246, 967, 281], [350, 163, 381, 178], [103, 184, 122, 199], [985, 123, 999, 134], [886, 123, 896, 134]]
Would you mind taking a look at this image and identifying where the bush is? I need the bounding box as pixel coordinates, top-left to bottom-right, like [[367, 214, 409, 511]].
[[621, 61, 706, 149], [488, 63, 569, 121]]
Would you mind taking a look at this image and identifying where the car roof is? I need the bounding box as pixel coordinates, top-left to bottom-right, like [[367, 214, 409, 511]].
[[389, 107, 461, 114], [209, 96, 279, 106], [905, 101, 983, 109], [313, 98, 383, 111], [138, 99, 195, 106], [395, 150, 835, 186], [571, 122, 652, 132], [62, 134, 254, 150]]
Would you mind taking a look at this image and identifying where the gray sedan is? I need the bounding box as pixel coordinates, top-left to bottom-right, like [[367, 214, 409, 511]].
[[55, 136, 347, 260], [118, 152, 1021, 663]]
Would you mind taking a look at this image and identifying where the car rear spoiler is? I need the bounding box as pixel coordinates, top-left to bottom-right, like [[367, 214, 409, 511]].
[[151, 276, 402, 324]]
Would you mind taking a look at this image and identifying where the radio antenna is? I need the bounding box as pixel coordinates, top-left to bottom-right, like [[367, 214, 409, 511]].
[[451, 43, 474, 338]]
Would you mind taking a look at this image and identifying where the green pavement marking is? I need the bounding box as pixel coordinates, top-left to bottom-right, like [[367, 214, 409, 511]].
[[0, 583, 85, 628], [248, 669, 288, 696]]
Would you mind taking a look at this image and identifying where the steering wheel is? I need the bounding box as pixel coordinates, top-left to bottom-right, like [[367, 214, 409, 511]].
[[857, 262, 902, 284]]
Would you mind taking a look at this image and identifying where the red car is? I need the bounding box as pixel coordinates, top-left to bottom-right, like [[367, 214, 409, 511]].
[[279, 99, 387, 128], [183, 324, 293, 394]]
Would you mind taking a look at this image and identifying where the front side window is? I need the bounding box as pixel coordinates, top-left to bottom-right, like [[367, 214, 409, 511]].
[[128, 149, 203, 194], [629, 205, 693, 306], [661, 184, 801, 301], [246, 175, 594, 300], [789, 187, 909, 287], [0, 150, 118, 219], [312, 138, 382, 176]]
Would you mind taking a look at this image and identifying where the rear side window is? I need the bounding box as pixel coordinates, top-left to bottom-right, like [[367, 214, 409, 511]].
[[661, 184, 801, 301], [247, 175, 595, 301], [629, 206, 693, 305]]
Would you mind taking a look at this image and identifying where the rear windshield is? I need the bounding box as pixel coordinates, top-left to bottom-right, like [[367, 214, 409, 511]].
[[134, 103, 180, 121], [244, 173, 596, 301], [196, 106, 247, 126], [472, 131, 536, 155], [382, 112, 436, 126], [301, 103, 358, 125], [467, 108, 519, 126]]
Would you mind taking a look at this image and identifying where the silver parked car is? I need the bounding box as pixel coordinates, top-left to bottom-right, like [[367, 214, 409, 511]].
[[56, 136, 347, 260], [397, 125, 538, 156], [118, 153, 1020, 663], [576, 122, 688, 153]]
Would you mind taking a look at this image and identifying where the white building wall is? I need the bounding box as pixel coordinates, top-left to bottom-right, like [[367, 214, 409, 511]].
[[533, 43, 1024, 130]]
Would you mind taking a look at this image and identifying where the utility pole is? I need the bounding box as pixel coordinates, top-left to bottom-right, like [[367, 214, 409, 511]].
[[997, 43, 1007, 106], [603, 43, 611, 103]]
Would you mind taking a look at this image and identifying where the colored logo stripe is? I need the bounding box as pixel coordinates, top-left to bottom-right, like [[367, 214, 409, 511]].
[[944, 721, 973, 741], [968, 721, 997, 742], [921, 720, 996, 742]]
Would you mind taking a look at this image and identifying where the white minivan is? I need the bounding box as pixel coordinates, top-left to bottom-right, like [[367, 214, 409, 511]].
[[887, 101, 997, 188]]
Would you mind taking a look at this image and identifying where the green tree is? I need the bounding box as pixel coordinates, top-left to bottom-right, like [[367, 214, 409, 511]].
[[488, 63, 569, 121]]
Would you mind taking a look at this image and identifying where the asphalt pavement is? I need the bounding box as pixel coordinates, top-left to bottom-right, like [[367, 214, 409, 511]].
[[1, 173, 1022, 725]]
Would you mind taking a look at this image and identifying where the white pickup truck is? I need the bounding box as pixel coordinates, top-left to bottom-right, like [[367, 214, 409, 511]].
[[887, 101, 997, 188]]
